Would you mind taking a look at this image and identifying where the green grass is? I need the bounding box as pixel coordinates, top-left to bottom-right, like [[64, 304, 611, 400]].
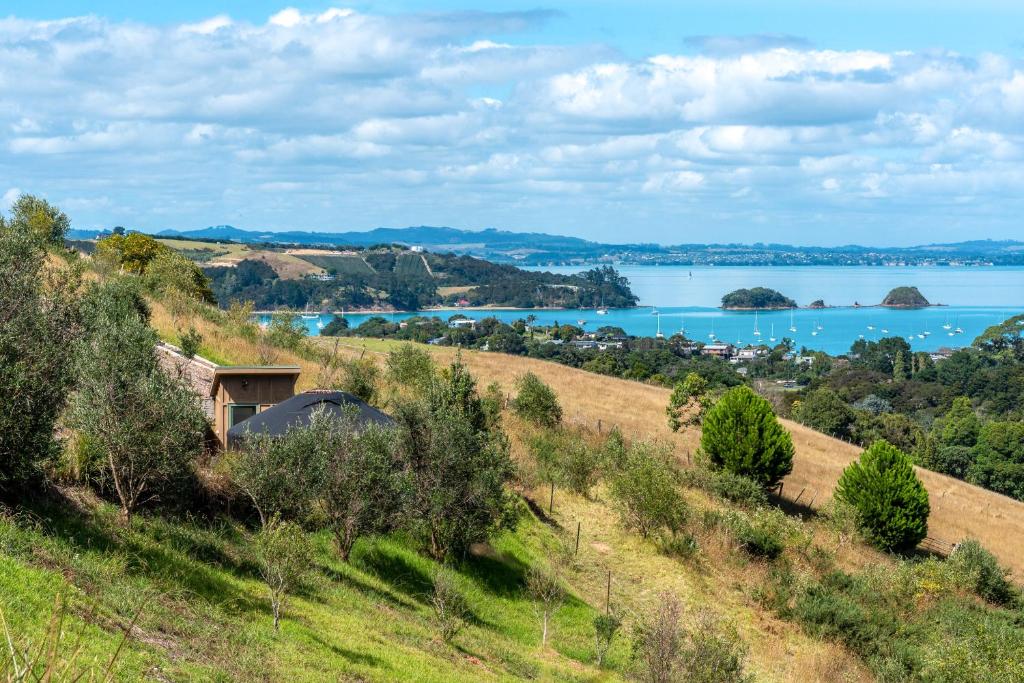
[[296, 255, 375, 276], [0, 495, 624, 681]]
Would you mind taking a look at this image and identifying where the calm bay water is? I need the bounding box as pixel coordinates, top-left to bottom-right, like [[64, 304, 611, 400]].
[[268, 265, 1023, 356]]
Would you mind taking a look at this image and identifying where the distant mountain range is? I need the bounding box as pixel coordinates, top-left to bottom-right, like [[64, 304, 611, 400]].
[[66, 225, 1024, 266]]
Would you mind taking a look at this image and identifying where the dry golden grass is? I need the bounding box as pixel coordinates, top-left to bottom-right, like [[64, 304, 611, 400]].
[[146, 301, 1024, 581], [316, 337, 1024, 581]]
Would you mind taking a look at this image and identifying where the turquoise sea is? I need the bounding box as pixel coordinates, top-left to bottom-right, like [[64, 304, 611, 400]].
[[266, 265, 1024, 356]]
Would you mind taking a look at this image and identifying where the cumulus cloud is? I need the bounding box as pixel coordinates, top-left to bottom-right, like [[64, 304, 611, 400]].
[[1, 7, 1024, 242]]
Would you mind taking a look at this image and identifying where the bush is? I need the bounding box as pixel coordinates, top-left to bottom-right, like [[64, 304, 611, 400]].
[[179, 326, 203, 359], [593, 613, 621, 668], [386, 345, 435, 391], [511, 372, 562, 428], [682, 469, 768, 508], [609, 442, 687, 539], [340, 356, 380, 404], [793, 387, 856, 439], [666, 372, 709, 432], [257, 516, 313, 632], [432, 567, 469, 642], [700, 386, 794, 487], [946, 539, 1018, 606], [835, 440, 930, 553]]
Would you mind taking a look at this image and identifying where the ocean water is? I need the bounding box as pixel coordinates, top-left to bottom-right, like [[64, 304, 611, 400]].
[[267, 265, 1023, 356]]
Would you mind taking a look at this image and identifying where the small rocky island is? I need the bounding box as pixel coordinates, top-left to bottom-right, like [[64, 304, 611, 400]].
[[808, 299, 827, 309], [881, 286, 931, 308], [721, 287, 797, 310]]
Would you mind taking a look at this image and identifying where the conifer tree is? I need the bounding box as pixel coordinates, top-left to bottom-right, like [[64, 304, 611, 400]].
[[835, 440, 930, 552], [700, 386, 794, 487], [893, 350, 907, 381]]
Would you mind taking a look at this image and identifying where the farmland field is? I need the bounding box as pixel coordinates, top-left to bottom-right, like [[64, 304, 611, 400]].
[[294, 254, 376, 275], [395, 252, 432, 278]]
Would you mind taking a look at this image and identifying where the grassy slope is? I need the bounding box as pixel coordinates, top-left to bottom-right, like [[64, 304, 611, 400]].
[[4, 299, 1005, 680]]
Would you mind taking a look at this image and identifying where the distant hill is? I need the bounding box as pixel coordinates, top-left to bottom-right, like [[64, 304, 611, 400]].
[[881, 286, 931, 308], [66, 225, 1024, 266]]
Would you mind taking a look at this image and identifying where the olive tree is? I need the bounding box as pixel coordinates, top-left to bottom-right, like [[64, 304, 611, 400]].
[[71, 284, 206, 522], [511, 372, 562, 428], [0, 222, 81, 486], [321, 420, 409, 561], [396, 360, 517, 561], [526, 565, 564, 648], [609, 442, 688, 539], [231, 407, 338, 527], [257, 515, 313, 632]]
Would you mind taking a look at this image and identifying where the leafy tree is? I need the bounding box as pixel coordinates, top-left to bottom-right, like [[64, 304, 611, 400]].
[[8, 193, 70, 245], [232, 407, 336, 526], [835, 440, 930, 552], [700, 386, 794, 487], [609, 442, 687, 538], [792, 388, 856, 439], [71, 289, 206, 522], [265, 312, 307, 350], [256, 516, 313, 632], [396, 360, 516, 560], [0, 223, 81, 485], [143, 250, 215, 303], [666, 372, 710, 432], [322, 422, 408, 560], [320, 316, 349, 336], [892, 350, 908, 381], [935, 396, 981, 447], [511, 372, 562, 428], [966, 421, 1024, 500], [95, 232, 166, 274]]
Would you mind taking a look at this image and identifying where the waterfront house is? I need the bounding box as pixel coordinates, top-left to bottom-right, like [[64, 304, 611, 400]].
[[702, 343, 735, 358]]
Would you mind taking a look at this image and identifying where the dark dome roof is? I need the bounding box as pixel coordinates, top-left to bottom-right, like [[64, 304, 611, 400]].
[[226, 390, 393, 448]]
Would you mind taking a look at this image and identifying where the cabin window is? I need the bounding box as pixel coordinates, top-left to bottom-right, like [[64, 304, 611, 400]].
[[229, 404, 258, 427]]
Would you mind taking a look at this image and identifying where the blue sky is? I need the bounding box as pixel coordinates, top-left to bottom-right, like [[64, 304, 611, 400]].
[[3, 2, 1024, 245]]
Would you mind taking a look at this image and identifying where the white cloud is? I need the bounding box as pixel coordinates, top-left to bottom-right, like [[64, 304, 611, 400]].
[[1, 9, 1024, 241], [2, 188, 20, 210]]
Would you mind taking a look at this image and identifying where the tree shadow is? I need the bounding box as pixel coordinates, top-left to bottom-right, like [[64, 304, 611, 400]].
[[315, 563, 417, 610], [350, 544, 433, 604], [456, 549, 529, 598], [306, 632, 385, 669]]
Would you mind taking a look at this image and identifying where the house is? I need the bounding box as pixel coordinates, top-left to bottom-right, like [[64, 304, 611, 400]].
[[449, 318, 477, 329], [701, 343, 735, 358], [735, 347, 768, 361], [570, 340, 599, 350], [157, 342, 300, 448], [929, 347, 956, 362], [226, 390, 393, 448]]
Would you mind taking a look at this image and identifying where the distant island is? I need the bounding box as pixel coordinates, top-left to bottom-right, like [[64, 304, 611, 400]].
[[808, 299, 827, 309], [721, 287, 797, 310], [881, 286, 931, 308]]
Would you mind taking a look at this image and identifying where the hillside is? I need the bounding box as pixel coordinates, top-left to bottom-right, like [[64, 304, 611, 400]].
[[5, 253, 1023, 681]]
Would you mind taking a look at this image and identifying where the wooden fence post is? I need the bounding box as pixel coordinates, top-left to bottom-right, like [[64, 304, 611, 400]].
[[606, 570, 612, 614], [549, 482, 555, 514], [574, 521, 581, 556], [793, 487, 806, 505]]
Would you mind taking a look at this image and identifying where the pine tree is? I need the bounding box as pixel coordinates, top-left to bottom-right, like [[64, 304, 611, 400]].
[[700, 386, 794, 487], [893, 350, 907, 381], [835, 440, 930, 552]]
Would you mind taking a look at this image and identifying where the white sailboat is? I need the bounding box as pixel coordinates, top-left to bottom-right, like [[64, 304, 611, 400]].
[[867, 324, 875, 331], [301, 304, 319, 320], [811, 320, 819, 336], [769, 324, 776, 343], [655, 313, 664, 339], [881, 328, 889, 334], [788, 310, 797, 333], [679, 314, 686, 336], [942, 316, 952, 330], [708, 318, 716, 340], [596, 295, 607, 315], [753, 311, 762, 337]]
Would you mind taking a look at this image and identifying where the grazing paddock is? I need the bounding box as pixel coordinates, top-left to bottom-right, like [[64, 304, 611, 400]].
[[295, 253, 376, 276]]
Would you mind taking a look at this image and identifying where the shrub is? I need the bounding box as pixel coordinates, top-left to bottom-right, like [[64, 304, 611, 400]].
[[593, 613, 621, 668], [386, 345, 435, 391], [179, 326, 203, 359], [946, 539, 1018, 606], [666, 372, 710, 432], [609, 442, 687, 539], [432, 567, 469, 642], [144, 249, 215, 303], [511, 372, 562, 427], [340, 356, 380, 404], [683, 469, 768, 509], [700, 386, 794, 487], [835, 440, 930, 553], [560, 435, 601, 498]]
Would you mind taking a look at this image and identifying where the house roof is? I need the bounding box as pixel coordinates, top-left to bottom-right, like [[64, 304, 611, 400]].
[[210, 365, 302, 397], [226, 390, 394, 448]]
